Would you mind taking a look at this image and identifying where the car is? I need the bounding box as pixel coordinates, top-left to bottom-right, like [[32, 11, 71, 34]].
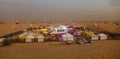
[[66, 40, 73, 44], [0, 38, 11, 45], [76, 38, 84, 44]]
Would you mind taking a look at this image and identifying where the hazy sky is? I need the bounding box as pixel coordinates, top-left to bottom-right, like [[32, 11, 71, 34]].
[[0, 0, 120, 21]]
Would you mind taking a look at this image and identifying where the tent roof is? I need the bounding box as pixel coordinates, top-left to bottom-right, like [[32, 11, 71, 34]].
[[50, 31, 66, 34], [62, 33, 73, 38], [26, 35, 34, 38], [36, 35, 45, 38], [98, 33, 107, 36]]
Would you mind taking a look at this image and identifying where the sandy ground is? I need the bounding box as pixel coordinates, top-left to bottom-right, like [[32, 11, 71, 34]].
[[0, 22, 29, 36], [0, 40, 120, 59]]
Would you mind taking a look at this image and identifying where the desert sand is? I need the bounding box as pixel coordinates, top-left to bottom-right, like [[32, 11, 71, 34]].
[[0, 40, 120, 59]]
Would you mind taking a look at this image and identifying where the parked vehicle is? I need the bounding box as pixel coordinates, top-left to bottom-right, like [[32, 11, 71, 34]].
[[76, 37, 84, 44], [66, 40, 73, 44], [2, 39, 11, 45]]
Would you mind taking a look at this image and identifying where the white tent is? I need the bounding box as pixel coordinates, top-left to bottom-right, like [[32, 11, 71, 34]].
[[98, 33, 108, 40], [0, 38, 6, 43], [57, 25, 65, 30], [57, 25, 68, 32], [25, 35, 34, 42], [91, 34, 99, 40], [50, 31, 66, 34], [62, 33, 74, 41], [48, 25, 56, 31], [36, 35, 45, 42], [50, 31, 58, 34]]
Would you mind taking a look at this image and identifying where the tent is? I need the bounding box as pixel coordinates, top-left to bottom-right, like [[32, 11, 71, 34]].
[[50, 31, 66, 35], [39, 29, 48, 33], [27, 32, 36, 36], [62, 33, 74, 41], [25, 35, 34, 42], [0, 38, 6, 43], [84, 30, 94, 36], [73, 31, 83, 37], [57, 25, 68, 32], [18, 32, 28, 41], [50, 31, 58, 34], [91, 34, 99, 40], [98, 33, 108, 40], [58, 34, 63, 41], [57, 25, 66, 30], [48, 25, 56, 31], [36, 35, 45, 42]]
